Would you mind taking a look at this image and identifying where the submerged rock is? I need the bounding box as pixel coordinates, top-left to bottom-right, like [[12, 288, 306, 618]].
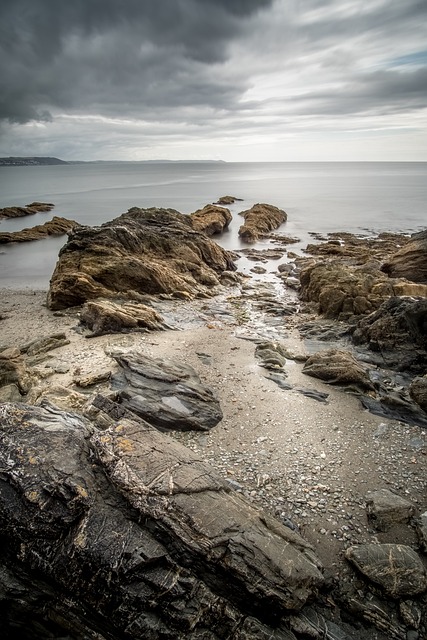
[[109, 349, 223, 431], [0, 401, 324, 638], [47, 207, 236, 310], [0, 201, 54, 219], [238, 203, 287, 244]]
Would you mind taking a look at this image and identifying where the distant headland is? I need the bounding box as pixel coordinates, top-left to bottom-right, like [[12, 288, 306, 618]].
[[0, 156, 225, 166]]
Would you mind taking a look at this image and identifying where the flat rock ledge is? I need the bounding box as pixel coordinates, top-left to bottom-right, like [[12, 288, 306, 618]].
[[47, 207, 237, 310], [0, 401, 324, 639], [0, 201, 54, 219], [0, 216, 79, 243]]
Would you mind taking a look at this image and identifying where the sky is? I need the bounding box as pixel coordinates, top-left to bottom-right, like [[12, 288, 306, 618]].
[[0, 0, 426, 162]]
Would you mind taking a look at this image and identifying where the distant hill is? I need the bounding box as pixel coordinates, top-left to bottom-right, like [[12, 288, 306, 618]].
[[0, 156, 68, 166]]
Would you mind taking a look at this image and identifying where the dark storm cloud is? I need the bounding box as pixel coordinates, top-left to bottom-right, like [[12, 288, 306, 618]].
[[0, 0, 273, 123]]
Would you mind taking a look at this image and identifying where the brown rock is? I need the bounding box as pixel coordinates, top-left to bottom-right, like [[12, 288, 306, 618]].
[[302, 349, 375, 391], [47, 207, 236, 310], [189, 204, 232, 236], [0, 216, 79, 243], [382, 229, 427, 283], [238, 203, 287, 243], [214, 195, 243, 205], [80, 299, 166, 336], [365, 489, 416, 532], [0, 347, 31, 395], [409, 375, 427, 412], [0, 201, 55, 219]]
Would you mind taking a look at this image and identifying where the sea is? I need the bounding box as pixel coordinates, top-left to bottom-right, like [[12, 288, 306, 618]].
[[0, 161, 426, 289]]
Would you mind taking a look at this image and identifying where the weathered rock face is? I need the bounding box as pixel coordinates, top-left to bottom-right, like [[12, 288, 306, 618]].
[[352, 296, 427, 373], [189, 204, 232, 236], [302, 349, 375, 391], [409, 374, 427, 412], [47, 207, 237, 310], [346, 544, 427, 598], [0, 216, 78, 243], [109, 349, 223, 431], [298, 260, 426, 321], [0, 346, 31, 395], [0, 402, 324, 638], [381, 229, 427, 283], [238, 203, 287, 244], [365, 489, 416, 532], [80, 299, 166, 336], [0, 201, 54, 219]]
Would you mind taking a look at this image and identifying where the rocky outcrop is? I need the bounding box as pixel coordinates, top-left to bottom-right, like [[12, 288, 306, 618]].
[[238, 203, 287, 243], [352, 296, 427, 373], [0, 201, 54, 219], [189, 204, 232, 235], [109, 349, 223, 431], [214, 195, 243, 205], [299, 260, 427, 322], [47, 207, 237, 310], [409, 374, 427, 412], [0, 401, 324, 638], [80, 299, 167, 336], [0, 216, 79, 243], [382, 229, 427, 283]]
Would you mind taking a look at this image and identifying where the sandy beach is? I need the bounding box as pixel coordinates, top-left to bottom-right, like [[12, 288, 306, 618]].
[[1, 285, 426, 576]]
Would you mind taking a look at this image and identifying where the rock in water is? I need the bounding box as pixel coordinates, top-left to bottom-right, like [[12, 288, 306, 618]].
[[238, 203, 287, 243], [0, 216, 79, 243], [109, 349, 223, 431], [0, 402, 324, 638], [47, 207, 236, 310], [189, 204, 232, 235]]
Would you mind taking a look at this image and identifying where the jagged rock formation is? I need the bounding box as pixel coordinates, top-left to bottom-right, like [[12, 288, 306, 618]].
[[189, 204, 232, 235], [0, 201, 54, 219], [0, 401, 324, 639], [47, 207, 237, 310], [299, 261, 427, 322], [0, 216, 79, 243], [381, 229, 427, 283], [238, 203, 287, 243]]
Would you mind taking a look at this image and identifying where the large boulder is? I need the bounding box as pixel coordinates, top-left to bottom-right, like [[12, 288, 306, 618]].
[[381, 229, 427, 283], [47, 208, 236, 310], [0, 216, 78, 243], [0, 402, 324, 638], [238, 203, 287, 244], [189, 204, 232, 236], [109, 349, 223, 431]]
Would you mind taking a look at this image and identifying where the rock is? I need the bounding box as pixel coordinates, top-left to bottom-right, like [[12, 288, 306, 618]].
[[28, 384, 89, 411], [302, 349, 375, 391], [365, 489, 416, 532], [409, 375, 427, 412], [250, 265, 267, 274], [238, 203, 287, 244], [352, 296, 427, 373], [0, 383, 23, 403], [0, 402, 324, 638], [255, 342, 288, 371], [80, 299, 167, 336], [0, 347, 31, 395], [416, 511, 427, 553], [0, 201, 54, 219], [214, 195, 243, 205], [73, 370, 112, 388], [21, 332, 70, 357], [189, 204, 232, 235], [0, 216, 79, 243], [47, 207, 236, 310], [345, 544, 427, 598], [382, 229, 427, 283], [109, 349, 223, 431]]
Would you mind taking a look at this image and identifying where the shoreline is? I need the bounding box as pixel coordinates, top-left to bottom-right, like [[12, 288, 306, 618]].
[[1, 285, 426, 574]]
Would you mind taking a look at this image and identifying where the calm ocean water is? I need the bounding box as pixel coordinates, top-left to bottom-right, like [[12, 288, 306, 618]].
[[0, 161, 426, 288]]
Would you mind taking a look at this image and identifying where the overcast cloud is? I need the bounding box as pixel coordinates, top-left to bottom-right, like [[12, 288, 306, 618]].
[[0, 0, 426, 161]]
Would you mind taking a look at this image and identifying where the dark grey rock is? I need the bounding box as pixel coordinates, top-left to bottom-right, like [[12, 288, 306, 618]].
[[365, 489, 417, 532]]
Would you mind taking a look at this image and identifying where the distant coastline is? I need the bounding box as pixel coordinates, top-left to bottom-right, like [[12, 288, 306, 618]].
[[0, 156, 226, 167]]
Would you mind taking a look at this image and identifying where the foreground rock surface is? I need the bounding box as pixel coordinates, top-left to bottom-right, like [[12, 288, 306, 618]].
[[0, 402, 324, 639], [47, 207, 236, 310]]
